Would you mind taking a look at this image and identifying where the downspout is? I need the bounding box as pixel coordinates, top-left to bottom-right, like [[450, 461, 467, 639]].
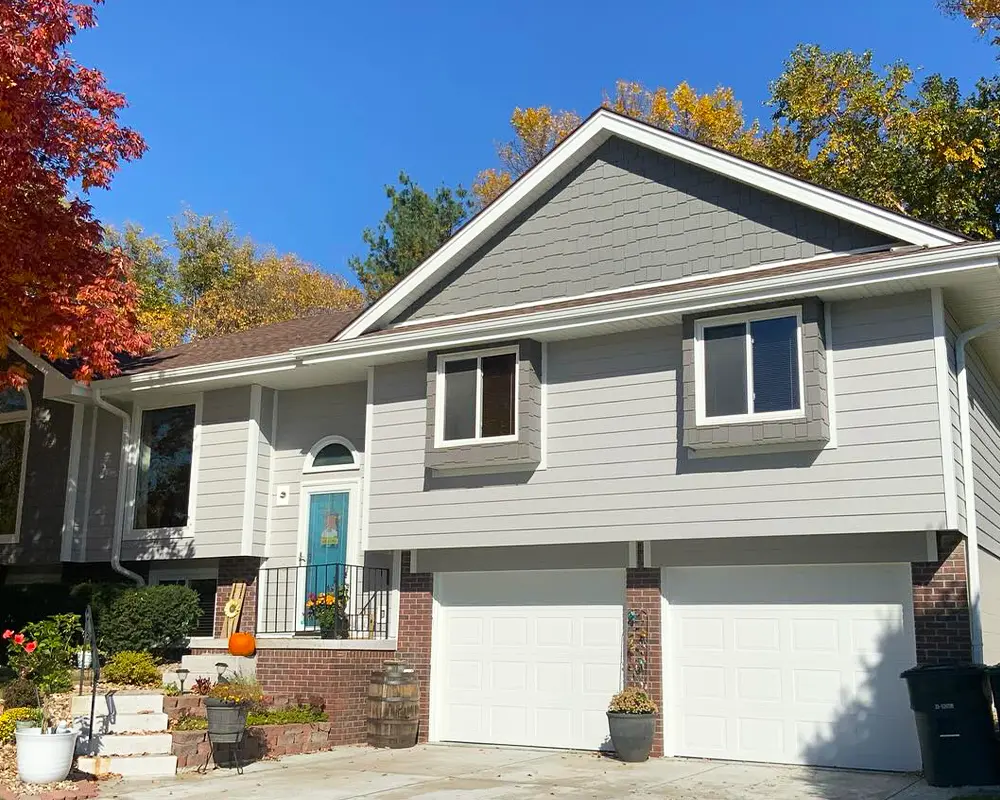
[[92, 388, 144, 586], [956, 314, 1000, 663]]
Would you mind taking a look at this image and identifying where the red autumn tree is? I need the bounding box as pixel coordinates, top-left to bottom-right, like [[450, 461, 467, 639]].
[[0, 0, 148, 385]]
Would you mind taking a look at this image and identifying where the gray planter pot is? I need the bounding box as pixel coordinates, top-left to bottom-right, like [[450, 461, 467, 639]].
[[607, 712, 656, 762], [204, 698, 248, 744]]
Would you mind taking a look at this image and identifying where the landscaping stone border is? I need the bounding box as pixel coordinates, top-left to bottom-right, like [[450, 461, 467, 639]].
[[171, 722, 336, 770]]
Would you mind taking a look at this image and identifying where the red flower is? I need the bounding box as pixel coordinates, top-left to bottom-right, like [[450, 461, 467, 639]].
[[1, 630, 12, 640], [13, 633, 24, 645], [23, 641, 36, 654]]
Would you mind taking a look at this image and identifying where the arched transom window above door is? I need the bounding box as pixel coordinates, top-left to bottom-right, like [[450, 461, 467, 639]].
[[303, 435, 359, 473]]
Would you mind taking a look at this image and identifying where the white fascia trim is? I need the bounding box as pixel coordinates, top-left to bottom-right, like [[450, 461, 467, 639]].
[[241, 384, 263, 555], [6, 340, 74, 399], [299, 245, 1000, 367], [336, 110, 962, 341], [94, 241, 1000, 394], [60, 402, 85, 561], [931, 288, 959, 530]]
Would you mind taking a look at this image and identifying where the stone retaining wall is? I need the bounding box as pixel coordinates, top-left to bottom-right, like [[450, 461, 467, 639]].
[[171, 722, 337, 770]]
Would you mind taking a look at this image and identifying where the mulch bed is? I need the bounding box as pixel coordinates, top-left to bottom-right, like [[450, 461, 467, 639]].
[[0, 745, 102, 800]]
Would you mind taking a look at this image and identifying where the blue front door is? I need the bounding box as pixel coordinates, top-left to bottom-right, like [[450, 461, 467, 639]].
[[303, 490, 350, 629]]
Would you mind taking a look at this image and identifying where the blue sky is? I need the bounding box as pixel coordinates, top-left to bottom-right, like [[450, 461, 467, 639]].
[[73, 1, 996, 284]]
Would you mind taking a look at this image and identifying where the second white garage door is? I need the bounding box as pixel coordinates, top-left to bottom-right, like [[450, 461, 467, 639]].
[[664, 563, 920, 772], [434, 569, 624, 750]]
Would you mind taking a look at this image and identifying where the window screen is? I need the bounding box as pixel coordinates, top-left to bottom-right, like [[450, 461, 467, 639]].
[[751, 316, 800, 413], [443, 358, 477, 441], [134, 405, 195, 529], [481, 353, 516, 438]]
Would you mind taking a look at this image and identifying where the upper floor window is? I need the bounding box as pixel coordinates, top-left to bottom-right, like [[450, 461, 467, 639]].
[[695, 308, 803, 424], [437, 348, 517, 445], [0, 388, 29, 538], [134, 404, 196, 530], [304, 436, 359, 473]]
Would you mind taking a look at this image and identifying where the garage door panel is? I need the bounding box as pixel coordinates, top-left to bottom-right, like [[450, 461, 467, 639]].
[[436, 569, 624, 751], [665, 564, 920, 772]]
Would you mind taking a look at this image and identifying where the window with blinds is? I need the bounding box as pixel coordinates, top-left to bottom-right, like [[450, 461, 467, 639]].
[[697, 309, 803, 423]]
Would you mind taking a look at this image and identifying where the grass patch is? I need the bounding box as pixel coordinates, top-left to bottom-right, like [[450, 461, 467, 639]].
[[171, 705, 327, 732], [248, 706, 327, 726]]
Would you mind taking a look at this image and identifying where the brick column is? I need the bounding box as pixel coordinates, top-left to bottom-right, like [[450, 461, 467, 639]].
[[214, 557, 260, 638], [912, 532, 972, 664], [625, 566, 663, 757], [395, 552, 433, 743]]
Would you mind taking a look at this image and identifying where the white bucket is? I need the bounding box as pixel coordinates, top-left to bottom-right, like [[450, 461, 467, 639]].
[[76, 649, 92, 669], [15, 729, 78, 784]]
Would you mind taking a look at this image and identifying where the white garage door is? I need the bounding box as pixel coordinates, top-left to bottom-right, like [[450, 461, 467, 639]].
[[434, 569, 624, 750], [665, 563, 920, 772]]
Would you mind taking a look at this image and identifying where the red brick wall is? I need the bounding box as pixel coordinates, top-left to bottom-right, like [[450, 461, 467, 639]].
[[912, 532, 972, 664], [395, 552, 433, 743], [172, 722, 337, 770], [626, 567, 663, 758], [214, 557, 260, 638], [193, 551, 436, 747]]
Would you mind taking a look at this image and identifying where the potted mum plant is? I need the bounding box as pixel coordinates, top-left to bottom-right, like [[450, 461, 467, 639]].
[[204, 674, 264, 744], [3, 628, 78, 784], [607, 686, 657, 762], [304, 584, 350, 639]]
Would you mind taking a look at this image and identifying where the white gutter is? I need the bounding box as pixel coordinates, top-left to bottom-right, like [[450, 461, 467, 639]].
[[93, 240, 1000, 394], [93, 388, 144, 586], [955, 301, 1000, 663]]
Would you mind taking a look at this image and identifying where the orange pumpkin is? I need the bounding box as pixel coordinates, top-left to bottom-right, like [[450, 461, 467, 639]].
[[228, 632, 256, 657]]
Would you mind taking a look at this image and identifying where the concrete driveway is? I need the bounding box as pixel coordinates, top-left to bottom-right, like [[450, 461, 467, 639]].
[[103, 744, 969, 800]]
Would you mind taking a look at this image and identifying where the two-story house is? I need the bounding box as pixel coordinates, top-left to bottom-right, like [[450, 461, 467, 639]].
[[5, 109, 1000, 771]]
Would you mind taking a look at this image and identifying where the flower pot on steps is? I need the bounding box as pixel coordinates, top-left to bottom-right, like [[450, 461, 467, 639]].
[[607, 712, 655, 762], [16, 729, 79, 783], [204, 697, 248, 743]]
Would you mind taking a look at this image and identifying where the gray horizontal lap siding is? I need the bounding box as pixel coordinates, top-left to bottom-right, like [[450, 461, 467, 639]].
[[83, 404, 129, 561], [946, 311, 966, 532], [266, 383, 367, 568], [254, 388, 275, 553], [966, 341, 1000, 554], [366, 291, 946, 550], [187, 387, 251, 559], [0, 356, 74, 566], [394, 137, 892, 324]]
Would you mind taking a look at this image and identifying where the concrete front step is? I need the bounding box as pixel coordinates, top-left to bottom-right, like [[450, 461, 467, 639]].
[[163, 653, 256, 689], [74, 711, 170, 735], [89, 733, 173, 756], [71, 693, 163, 717], [77, 754, 178, 779]]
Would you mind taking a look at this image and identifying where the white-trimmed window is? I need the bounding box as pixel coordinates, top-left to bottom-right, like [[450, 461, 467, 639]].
[[304, 435, 359, 473], [133, 404, 196, 530], [436, 347, 518, 446], [0, 388, 29, 539], [694, 307, 804, 424]]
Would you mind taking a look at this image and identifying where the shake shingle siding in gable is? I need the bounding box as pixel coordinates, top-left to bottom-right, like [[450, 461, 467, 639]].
[[367, 292, 946, 550], [394, 137, 893, 324]]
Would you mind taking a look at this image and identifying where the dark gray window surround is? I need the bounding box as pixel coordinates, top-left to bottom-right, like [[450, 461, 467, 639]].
[[426, 339, 542, 473], [683, 298, 829, 451]]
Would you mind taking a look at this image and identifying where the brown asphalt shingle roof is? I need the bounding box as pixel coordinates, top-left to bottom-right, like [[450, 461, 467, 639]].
[[117, 309, 360, 376]]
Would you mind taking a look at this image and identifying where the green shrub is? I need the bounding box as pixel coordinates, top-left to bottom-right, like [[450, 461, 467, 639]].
[[0, 707, 43, 743], [171, 715, 207, 731], [247, 706, 327, 726], [1, 678, 39, 709], [100, 585, 201, 656], [101, 651, 160, 687]]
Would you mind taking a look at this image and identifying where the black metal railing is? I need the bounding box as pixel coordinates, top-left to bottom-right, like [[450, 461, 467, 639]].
[[257, 562, 390, 639], [77, 605, 101, 753]]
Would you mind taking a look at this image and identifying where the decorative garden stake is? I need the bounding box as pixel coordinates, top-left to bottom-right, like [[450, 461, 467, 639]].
[[626, 609, 649, 690]]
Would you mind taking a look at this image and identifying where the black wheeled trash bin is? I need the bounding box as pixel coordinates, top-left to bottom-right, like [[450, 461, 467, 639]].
[[901, 664, 999, 787]]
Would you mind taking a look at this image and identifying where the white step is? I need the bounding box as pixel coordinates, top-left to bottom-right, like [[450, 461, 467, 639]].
[[89, 733, 173, 757], [78, 754, 177, 779], [179, 654, 256, 677], [83, 714, 167, 735], [71, 693, 163, 717]]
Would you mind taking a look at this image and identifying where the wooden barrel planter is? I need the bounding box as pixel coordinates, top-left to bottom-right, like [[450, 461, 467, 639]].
[[366, 660, 420, 749]]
